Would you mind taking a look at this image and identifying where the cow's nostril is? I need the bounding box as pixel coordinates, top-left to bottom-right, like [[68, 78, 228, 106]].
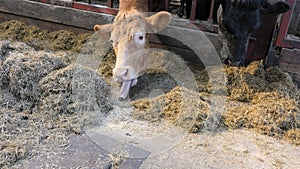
[[122, 68, 128, 79]]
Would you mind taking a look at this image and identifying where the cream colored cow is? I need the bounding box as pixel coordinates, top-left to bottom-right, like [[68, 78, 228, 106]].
[[94, 0, 171, 99]]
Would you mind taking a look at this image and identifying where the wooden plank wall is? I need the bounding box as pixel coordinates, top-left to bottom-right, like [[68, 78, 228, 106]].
[[279, 48, 300, 87]]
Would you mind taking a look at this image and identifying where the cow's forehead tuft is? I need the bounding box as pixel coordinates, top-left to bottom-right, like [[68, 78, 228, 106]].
[[114, 11, 144, 22], [111, 12, 149, 42]]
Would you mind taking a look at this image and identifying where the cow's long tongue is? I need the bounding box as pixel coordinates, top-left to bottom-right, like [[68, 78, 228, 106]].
[[119, 80, 133, 99]]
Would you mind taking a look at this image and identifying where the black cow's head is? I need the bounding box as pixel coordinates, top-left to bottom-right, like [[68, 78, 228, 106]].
[[218, 0, 290, 66]]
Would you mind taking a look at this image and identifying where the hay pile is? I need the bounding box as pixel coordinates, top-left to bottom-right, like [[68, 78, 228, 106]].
[[226, 61, 299, 101], [132, 87, 211, 131], [196, 61, 299, 101], [223, 62, 300, 145], [131, 61, 300, 145], [223, 92, 300, 145], [0, 20, 90, 52], [0, 40, 112, 168]]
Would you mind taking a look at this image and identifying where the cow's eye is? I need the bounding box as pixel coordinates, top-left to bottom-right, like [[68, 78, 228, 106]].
[[134, 34, 145, 45]]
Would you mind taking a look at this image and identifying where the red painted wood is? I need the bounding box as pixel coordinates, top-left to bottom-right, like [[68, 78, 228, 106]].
[[275, 0, 300, 49]]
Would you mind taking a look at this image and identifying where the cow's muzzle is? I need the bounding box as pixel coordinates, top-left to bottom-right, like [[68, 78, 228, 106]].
[[113, 67, 138, 99]]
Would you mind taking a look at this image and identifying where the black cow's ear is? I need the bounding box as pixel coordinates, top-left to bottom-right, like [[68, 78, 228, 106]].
[[266, 1, 290, 15]]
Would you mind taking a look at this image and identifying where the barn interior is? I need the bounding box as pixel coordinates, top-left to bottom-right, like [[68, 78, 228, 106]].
[[0, 0, 299, 168]]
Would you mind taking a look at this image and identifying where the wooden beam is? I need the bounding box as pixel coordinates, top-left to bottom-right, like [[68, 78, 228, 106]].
[[0, 0, 115, 30], [279, 48, 300, 87], [0, 12, 92, 34], [280, 48, 300, 66]]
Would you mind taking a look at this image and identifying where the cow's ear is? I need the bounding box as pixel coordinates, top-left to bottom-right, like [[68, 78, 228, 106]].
[[266, 1, 290, 15], [93, 23, 113, 41], [146, 11, 171, 33]]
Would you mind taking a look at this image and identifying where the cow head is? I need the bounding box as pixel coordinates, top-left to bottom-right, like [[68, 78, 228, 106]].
[[94, 11, 171, 99], [218, 0, 290, 66]]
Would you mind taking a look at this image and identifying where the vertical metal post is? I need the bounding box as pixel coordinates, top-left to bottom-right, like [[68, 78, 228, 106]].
[[148, 0, 152, 11], [108, 0, 113, 8], [190, 0, 198, 21], [165, 0, 170, 11], [208, 0, 215, 23], [88, 0, 91, 4]]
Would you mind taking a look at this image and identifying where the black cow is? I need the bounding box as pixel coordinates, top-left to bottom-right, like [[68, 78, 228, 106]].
[[218, 0, 290, 66]]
